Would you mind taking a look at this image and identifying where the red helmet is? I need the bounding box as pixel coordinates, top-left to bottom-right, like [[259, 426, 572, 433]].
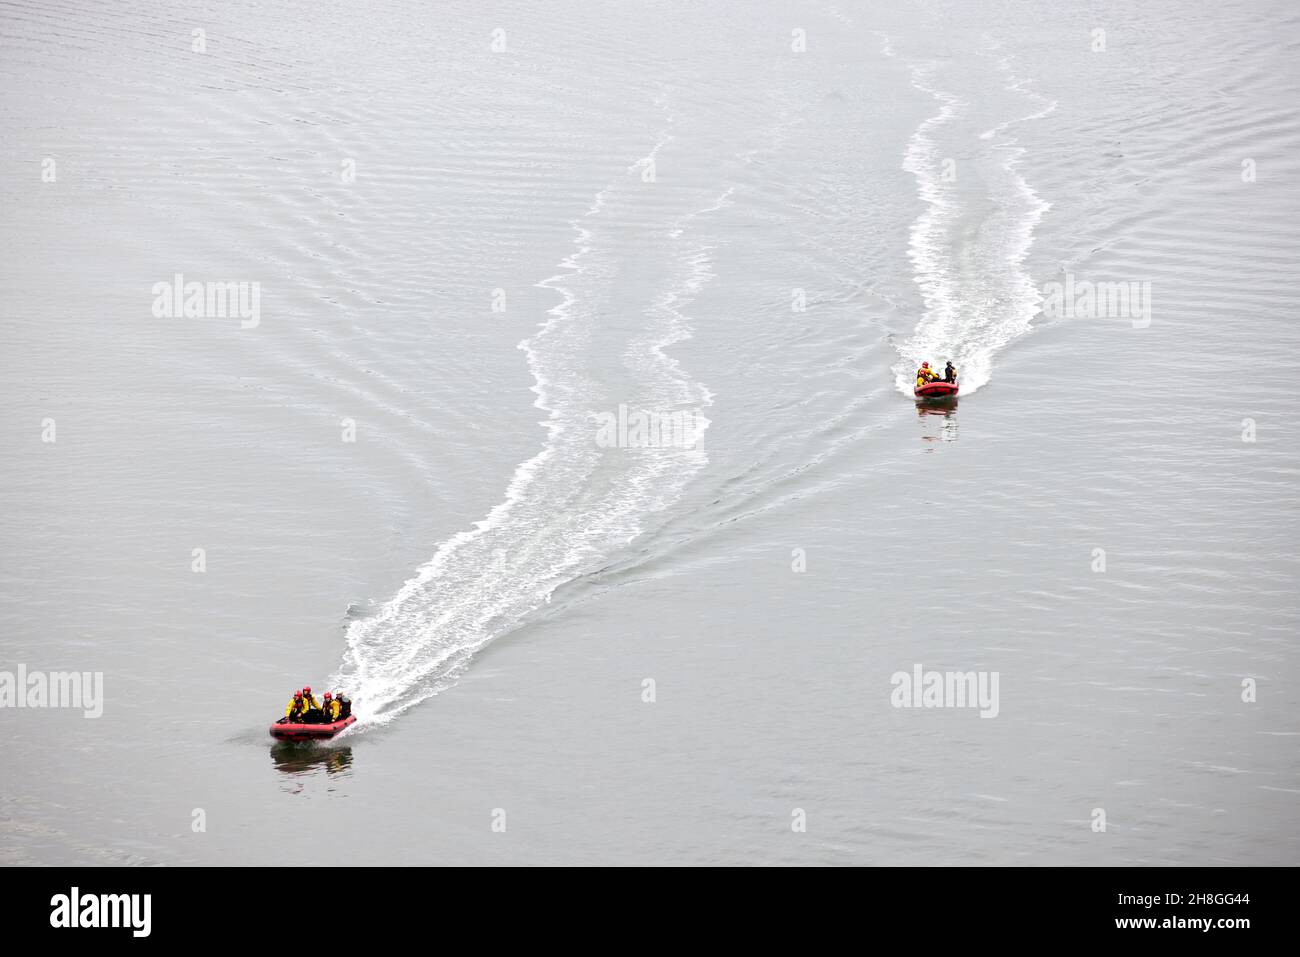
[[921, 362, 930, 368], [294, 693, 303, 700], [324, 692, 333, 700], [303, 686, 311, 693]]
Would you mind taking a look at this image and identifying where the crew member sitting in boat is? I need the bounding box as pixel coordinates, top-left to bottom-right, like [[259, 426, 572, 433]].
[[299, 685, 325, 722], [337, 693, 352, 719], [285, 690, 307, 721], [944, 361, 957, 383], [915, 362, 939, 387], [323, 692, 341, 722]]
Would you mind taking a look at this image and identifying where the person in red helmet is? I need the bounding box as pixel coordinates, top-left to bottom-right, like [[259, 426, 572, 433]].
[[299, 685, 324, 723], [915, 361, 939, 388], [284, 690, 307, 721], [323, 692, 341, 722]]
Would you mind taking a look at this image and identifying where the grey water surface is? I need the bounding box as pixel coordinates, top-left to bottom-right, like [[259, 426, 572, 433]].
[[1, 0, 1297, 865]]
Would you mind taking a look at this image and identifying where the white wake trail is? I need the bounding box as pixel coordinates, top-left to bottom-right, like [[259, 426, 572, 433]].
[[887, 41, 1055, 395], [330, 135, 721, 727]]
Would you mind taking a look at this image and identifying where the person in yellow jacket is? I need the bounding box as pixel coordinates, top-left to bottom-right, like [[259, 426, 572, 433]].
[[285, 690, 307, 720], [915, 362, 939, 388], [301, 686, 321, 711], [323, 692, 341, 722]]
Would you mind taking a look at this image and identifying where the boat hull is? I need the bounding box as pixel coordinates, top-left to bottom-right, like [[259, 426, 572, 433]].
[[914, 381, 959, 400], [269, 714, 356, 741]]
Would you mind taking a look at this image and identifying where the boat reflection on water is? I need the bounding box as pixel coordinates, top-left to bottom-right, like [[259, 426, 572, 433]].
[[270, 742, 354, 778], [916, 399, 958, 448]]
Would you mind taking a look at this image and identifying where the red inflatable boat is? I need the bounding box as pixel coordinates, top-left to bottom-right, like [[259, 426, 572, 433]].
[[270, 714, 356, 742], [914, 381, 959, 400]]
